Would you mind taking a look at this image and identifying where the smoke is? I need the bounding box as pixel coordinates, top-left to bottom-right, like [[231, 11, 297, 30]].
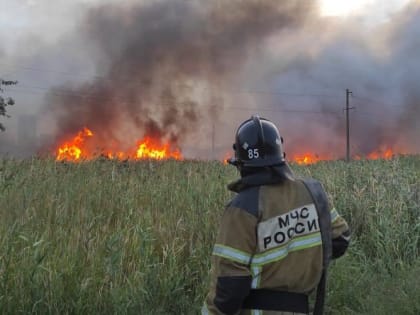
[[44, 0, 315, 155], [2, 0, 420, 159], [237, 0, 420, 158]]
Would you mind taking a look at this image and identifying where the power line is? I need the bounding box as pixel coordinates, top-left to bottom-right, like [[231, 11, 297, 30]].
[[5, 79, 407, 120], [4, 86, 106, 100], [4, 81, 345, 106], [352, 95, 400, 108], [220, 88, 341, 98], [225, 106, 341, 115], [11, 81, 343, 99], [4, 86, 345, 117], [0, 62, 413, 107], [0, 62, 103, 81], [352, 111, 401, 124], [1, 62, 345, 98]]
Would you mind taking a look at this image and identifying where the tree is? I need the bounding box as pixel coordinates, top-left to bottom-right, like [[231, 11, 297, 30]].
[[0, 79, 17, 131]]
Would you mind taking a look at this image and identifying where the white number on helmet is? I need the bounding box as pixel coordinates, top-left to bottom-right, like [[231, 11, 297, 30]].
[[248, 148, 259, 159]]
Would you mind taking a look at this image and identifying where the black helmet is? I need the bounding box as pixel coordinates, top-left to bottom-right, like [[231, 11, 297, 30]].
[[229, 115, 285, 167]]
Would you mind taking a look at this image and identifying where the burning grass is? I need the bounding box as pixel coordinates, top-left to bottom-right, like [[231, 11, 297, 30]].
[[53, 128, 404, 165], [55, 127, 183, 162], [0, 157, 419, 314]]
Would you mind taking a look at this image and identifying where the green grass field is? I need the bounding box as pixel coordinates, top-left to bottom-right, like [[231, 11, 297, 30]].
[[0, 157, 419, 314]]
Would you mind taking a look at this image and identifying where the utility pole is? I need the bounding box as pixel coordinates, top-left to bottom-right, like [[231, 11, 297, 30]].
[[211, 123, 215, 159], [345, 89, 353, 162]]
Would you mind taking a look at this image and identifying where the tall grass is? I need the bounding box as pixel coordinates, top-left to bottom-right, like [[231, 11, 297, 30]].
[[0, 157, 419, 314]]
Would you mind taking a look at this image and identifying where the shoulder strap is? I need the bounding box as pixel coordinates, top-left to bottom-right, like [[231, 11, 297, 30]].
[[301, 179, 332, 315]]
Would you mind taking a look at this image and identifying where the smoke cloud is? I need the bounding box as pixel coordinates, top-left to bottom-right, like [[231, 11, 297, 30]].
[[1, 0, 420, 159], [44, 0, 315, 156]]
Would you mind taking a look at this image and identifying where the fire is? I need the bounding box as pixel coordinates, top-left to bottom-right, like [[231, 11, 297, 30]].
[[56, 128, 402, 164], [55, 128, 183, 161], [135, 137, 182, 160], [222, 151, 232, 165], [56, 127, 93, 161], [292, 153, 324, 165], [221, 150, 396, 165], [291, 147, 397, 165], [106, 151, 128, 160], [353, 148, 398, 160], [367, 148, 394, 160], [356, 147, 395, 160]]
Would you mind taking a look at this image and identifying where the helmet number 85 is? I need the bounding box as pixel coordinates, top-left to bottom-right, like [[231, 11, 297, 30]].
[[248, 148, 259, 159]]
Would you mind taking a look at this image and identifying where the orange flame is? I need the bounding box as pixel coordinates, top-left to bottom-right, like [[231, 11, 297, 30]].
[[135, 137, 182, 160], [292, 153, 324, 165], [55, 128, 183, 161], [57, 128, 403, 164], [222, 151, 232, 165], [366, 148, 394, 160], [291, 147, 397, 165], [354, 147, 395, 161], [56, 127, 93, 161]]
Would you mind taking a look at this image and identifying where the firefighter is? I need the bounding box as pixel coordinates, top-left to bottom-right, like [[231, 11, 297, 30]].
[[202, 115, 350, 315]]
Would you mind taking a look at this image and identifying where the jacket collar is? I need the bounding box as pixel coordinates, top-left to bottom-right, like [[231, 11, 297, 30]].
[[228, 163, 295, 193]]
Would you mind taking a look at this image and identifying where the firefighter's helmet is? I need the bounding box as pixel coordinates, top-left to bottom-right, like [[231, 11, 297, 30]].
[[229, 115, 285, 167]]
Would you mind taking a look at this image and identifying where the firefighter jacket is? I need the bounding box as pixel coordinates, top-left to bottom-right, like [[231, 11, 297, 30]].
[[202, 165, 350, 315]]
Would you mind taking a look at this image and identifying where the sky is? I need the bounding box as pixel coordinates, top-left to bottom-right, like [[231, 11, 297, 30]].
[[0, 0, 419, 158]]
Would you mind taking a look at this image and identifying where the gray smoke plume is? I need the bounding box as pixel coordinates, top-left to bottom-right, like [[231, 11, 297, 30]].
[[236, 0, 420, 159], [2, 0, 420, 159], [45, 0, 315, 156]]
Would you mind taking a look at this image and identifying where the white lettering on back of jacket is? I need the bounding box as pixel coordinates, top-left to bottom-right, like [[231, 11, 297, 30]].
[[258, 204, 320, 251]]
